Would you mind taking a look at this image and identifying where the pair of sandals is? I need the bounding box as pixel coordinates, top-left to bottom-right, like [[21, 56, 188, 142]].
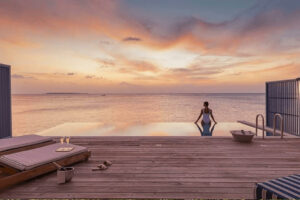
[[92, 160, 112, 171]]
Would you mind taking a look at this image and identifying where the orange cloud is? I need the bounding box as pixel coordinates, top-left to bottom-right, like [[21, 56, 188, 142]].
[[0, 35, 40, 48], [0, 0, 299, 57], [1, 0, 300, 93], [118, 60, 159, 73]]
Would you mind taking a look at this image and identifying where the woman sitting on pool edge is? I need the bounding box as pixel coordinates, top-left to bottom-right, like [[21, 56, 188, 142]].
[[194, 101, 217, 125]]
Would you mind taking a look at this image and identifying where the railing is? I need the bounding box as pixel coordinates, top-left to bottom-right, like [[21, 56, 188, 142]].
[[273, 113, 284, 139], [256, 114, 265, 139], [266, 78, 299, 136]]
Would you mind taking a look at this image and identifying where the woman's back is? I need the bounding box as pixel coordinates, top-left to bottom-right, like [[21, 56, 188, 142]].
[[202, 108, 211, 124], [195, 101, 217, 124]]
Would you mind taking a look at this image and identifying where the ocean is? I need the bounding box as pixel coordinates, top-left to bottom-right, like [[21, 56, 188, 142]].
[[12, 93, 265, 136]]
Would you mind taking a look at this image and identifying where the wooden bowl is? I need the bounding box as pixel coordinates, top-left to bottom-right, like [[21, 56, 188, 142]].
[[230, 130, 254, 143]]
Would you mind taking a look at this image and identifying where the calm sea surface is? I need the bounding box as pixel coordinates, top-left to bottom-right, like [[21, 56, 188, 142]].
[[12, 93, 265, 136]]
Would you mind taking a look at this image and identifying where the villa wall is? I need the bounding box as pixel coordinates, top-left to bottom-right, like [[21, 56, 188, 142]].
[[0, 64, 12, 138], [266, 78, 300, 136]]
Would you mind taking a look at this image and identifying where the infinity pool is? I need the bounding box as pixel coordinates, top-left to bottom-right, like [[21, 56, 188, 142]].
[[36, 122, 259, 137]]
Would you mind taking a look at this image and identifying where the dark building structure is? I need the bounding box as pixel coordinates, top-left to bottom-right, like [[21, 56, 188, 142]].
[[0, 64, 12, 138], [266, 78, 300, 136]]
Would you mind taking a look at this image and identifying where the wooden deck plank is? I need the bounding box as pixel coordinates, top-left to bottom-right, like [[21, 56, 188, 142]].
[[0, 136, 299, 199], [0, 192, 253, 199]]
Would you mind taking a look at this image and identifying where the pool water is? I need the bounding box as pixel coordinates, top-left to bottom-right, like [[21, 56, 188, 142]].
[[36, 122, 259, 137]]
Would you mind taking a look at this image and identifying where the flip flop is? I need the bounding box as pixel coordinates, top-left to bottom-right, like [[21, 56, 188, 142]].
[[103, 160, 112, 166], [92, 164, 108, 171], [98, 164, 108, 170]]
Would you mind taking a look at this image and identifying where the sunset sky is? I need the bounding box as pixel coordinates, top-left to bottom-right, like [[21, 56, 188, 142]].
[[0, 0, 299, 94]]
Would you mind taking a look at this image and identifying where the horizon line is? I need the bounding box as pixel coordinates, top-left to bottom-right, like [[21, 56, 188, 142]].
[[12, 92, 266, 95]]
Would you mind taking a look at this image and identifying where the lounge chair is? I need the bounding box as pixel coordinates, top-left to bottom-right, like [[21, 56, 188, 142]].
[[0, 143, 91, 190], [254, 174, 300, 199], [0, 134, 55, 155]]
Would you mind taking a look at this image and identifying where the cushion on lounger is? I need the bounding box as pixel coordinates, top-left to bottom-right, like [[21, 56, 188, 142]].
[[0, 134, 53, 152], [0, 143, 88, 170], [255, 174, 300, 199]]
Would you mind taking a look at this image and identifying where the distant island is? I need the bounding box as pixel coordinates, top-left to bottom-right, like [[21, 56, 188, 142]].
[[46, 92, 89, 95]]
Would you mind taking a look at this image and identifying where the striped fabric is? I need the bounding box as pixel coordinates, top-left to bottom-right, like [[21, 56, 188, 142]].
[[255, 174, 300, 199]]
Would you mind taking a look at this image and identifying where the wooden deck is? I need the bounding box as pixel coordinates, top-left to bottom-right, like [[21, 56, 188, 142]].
[[1, 136, 300, 199]]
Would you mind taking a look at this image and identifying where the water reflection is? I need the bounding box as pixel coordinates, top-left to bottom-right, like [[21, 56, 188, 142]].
[[195, 123, 216, 136], [36, 122, 256, 137]]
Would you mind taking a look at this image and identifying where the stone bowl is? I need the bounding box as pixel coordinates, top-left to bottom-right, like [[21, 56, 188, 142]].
[[230, 130, 255, 143]]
